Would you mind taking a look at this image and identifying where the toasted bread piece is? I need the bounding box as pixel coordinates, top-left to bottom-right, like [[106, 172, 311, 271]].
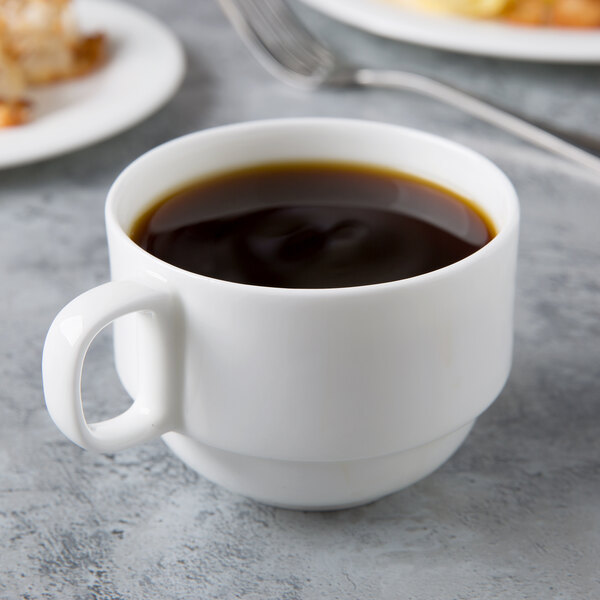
[[503, 0, 600, 25], [503, 0, 552, 23], [551, 0, 600, 26], [0, 0, 106, 126], [70, 31, 105, 78], [0, 32, 28, 124], [0, 97, 29, 125], [0, 43, 25, 98], [0, 0, 105, 84]]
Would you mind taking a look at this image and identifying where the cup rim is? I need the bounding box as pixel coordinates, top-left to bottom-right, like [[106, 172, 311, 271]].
[[106, 117, 519, 296]]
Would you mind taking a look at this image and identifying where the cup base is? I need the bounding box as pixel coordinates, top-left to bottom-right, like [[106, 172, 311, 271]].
[[162, 421, 474, 510]]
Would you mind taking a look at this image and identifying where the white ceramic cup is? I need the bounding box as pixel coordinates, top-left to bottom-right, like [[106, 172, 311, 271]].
[[42, 118, 519, 510]]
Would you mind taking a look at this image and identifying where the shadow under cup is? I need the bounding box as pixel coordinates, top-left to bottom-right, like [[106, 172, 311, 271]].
[[53, 119, 520, 510]]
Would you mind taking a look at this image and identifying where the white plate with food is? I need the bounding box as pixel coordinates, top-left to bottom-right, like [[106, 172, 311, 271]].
[[0, 0, 185, 168], [298, 0, 600, 62]]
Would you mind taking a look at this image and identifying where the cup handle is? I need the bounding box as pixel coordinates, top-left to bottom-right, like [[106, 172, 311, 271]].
[[42, 280, 180, 453]]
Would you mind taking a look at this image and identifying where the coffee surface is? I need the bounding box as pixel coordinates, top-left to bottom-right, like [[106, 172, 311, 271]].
[[130, 162, 494, 288]]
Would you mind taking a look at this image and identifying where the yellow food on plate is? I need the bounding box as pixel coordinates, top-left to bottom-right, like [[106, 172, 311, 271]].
[[400, 0, 510, 17], [0, 0, 105, 127], [387, 0, 600, 25]]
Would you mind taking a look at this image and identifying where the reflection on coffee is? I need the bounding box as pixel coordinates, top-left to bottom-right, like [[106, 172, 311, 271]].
[[130, 162, 495, 289]]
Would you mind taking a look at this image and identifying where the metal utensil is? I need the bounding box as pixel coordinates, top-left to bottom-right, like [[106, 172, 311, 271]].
[[219, 0, 600, 175]]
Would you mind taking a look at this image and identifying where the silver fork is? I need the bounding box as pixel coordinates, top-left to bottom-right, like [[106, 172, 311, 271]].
[[219, 0, 600, 176]]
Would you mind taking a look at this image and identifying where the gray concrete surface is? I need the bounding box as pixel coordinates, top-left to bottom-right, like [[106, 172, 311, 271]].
[[1, 1, 599, 598]]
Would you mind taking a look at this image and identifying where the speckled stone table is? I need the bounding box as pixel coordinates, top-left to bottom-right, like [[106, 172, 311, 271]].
[[1, 1, 599, 598]]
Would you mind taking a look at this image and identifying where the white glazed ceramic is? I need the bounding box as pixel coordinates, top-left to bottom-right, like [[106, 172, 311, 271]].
[[299, 0, 600, 63], [42, 118, 519, 510], [0, 0, 185, 169]]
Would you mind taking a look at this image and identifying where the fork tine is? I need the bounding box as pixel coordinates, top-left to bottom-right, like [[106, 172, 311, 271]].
[[255, 0, 335, 64], [221, 0, 325, 72], [219, 0, 338, 86], [242, 2, 324, 74]]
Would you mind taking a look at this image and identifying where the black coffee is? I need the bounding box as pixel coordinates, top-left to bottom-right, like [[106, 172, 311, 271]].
[[130, 162, 495, 289]]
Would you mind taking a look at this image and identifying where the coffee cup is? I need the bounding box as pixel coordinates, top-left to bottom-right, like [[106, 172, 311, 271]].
[[42, 118, 519, 509]]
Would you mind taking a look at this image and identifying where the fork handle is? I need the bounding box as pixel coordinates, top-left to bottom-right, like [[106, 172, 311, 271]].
[[354, 69, 600, 176]]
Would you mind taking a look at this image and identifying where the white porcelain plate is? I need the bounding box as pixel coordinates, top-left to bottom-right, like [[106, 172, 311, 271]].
[[299, 0, 600, 63], [0, 0, 185, 169]]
